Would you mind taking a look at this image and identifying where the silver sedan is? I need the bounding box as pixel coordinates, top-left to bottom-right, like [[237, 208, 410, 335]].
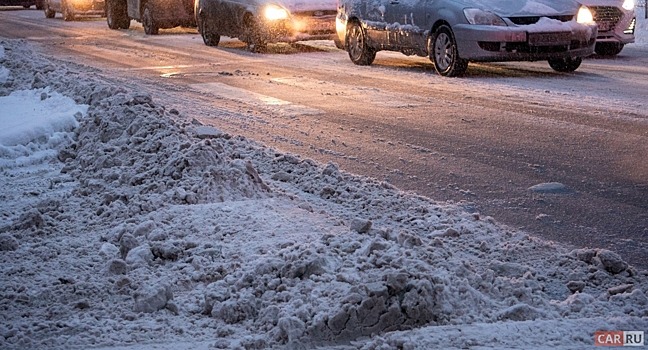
[[336, 0, 599, 76]]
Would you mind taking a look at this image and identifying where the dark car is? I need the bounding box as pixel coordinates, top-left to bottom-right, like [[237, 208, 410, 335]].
[[579, 0, 636, 56], [105, 0, 195, 34], [336, 0, 598, 76], [195, 0, 338, 51], [0, 0, 43, 9], [43, 0, 105, 20]]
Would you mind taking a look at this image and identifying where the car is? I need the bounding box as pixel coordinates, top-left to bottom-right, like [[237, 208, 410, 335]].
[[195, 0, 338, 51], [0, 0, 43, 9], [579, 0, 636, 56], [43, 0, 105, 20], [105, 0, 195, 34], [336, 0, 598, 76]]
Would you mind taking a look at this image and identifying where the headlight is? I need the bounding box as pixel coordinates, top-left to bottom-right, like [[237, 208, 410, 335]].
[[264, 5, 289, 21], [576, 6, 594, 25], [463, 8, 506, 26], [622, 0, 634, 11]]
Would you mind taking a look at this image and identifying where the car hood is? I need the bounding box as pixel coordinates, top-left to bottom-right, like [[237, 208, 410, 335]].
[[457, 0, 580, 17], [576, 0, 626, 8], [275, 0, 337, 12]]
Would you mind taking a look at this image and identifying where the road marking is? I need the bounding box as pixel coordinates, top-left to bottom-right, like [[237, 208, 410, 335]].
[[190, 82, 324, 117]]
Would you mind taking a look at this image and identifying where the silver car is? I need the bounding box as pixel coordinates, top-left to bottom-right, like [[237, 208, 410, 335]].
[[195, 0, 338, 51], [336, 0, 598, 76], [43, 0, 105, 20], [579, 0, 636, 56]]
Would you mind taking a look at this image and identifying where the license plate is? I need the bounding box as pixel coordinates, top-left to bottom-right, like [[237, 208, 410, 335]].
[[528, 32, 571, 46]]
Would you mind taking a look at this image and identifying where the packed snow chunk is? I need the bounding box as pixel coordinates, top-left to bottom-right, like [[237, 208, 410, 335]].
[[566, 280, 586, 293], [0, 88, 86, 168], [308, 275, 439, 341], [191, 125, 229, 139], [277, 316, 306, 343], [597, 249, 628, 274], [125, 244, 154, 266], [489, 260, 535, 278], [497, 303, 546, 321], [11, 209, 44, 230], [211, 294, 258, 324], [571, 248, 597, 263], [350, 217, 372, 233], [105, 259, 129, 275], [555, 292, 595, 313], [134, 284, 174, 313], [133, 220, 156, 237], [528, 182, 570, 194], [0, 89, 84, 146], [0, 233, 19, 251], [99, 242, 119, 258]]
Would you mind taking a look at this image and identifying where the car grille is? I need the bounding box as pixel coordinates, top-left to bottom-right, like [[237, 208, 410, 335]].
[[590, 6, 623, 32], [508, 15, 573, 25]]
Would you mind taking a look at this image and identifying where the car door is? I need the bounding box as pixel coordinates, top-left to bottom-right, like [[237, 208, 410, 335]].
[[384, 0, 428, 48], [362, 0, 390, 45]]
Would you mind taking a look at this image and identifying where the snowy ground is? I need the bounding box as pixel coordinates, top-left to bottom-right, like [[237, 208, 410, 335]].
[[1, 18, 648, 350]]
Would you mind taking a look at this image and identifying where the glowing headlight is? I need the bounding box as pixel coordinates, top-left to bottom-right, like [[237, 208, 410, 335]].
[[576, 6, 594, 25], [622, 0, 634, 11], [264, 5, 289, 21], [463, 8, 506, 26]]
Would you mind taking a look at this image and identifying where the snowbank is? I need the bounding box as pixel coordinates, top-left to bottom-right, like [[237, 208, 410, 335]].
[[0, 39, 646, 350]]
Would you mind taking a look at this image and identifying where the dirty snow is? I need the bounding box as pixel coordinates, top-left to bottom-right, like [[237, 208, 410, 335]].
[[0, 38, 647, 350]]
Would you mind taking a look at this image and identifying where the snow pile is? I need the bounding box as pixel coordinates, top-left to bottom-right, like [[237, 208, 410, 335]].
[[0, 39, 647, 350]]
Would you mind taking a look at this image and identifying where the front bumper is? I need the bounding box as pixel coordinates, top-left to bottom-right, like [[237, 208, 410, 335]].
[[453, 23, 597, 62], [590, 6, 635, 44], [67, 0, 105, 15], [260, 14, 337, 43]]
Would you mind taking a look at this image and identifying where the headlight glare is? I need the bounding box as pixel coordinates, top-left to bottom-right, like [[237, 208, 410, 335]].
[[576, 6, 594, 25], [463, 8, 506, 26], [264, 5, 289, 21], [622, 0, 634, 11]]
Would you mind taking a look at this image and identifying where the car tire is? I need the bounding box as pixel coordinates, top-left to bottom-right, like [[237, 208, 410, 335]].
[[62, 0, 75, 21], [547, 57, 582, 72], [595, 42, 624, 56], [429, 25, 468, 77], [44, 0, 55, 18], [198, 14, 220, 46], [346, 21, 375, 65], [241, 14, 266, 52], [106, 0, 130, 29], [142, 2, 159, 35]]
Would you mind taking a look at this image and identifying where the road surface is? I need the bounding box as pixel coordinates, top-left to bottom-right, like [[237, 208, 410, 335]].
[[1, 8, 647, 269]]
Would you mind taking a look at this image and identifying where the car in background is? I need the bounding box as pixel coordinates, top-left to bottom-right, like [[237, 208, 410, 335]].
[[105, 0, 195, 34], [580, 0, 636, 55], [0, 0, 43, 9], [336, 0, 598, 76], [43, 0, 105, 20], [195, 0, 338, 51]]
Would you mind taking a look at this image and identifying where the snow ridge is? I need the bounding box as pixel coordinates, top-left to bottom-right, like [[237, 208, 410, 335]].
[[0, 39, 646, 350]]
